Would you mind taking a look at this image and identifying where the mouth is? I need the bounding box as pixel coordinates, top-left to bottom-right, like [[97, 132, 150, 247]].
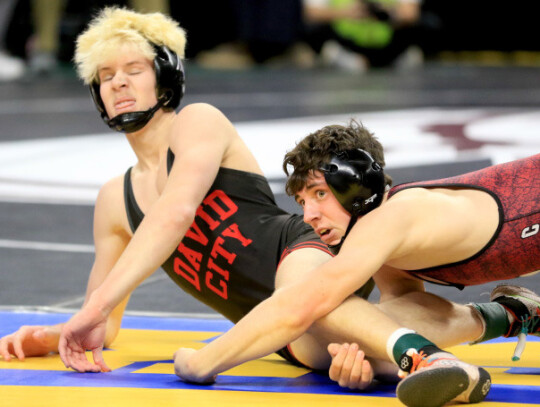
[[317, 228, 333, 243], [318, 228, 330, 237], [114, 99, 136, 113]]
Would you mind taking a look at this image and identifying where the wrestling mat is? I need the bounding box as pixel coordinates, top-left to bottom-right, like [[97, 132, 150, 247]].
[[1, 311, 538, 406]]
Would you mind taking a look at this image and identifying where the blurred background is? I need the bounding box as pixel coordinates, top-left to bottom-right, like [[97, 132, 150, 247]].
[[0, 0, 539, 317], [2, 0, 540, 79]]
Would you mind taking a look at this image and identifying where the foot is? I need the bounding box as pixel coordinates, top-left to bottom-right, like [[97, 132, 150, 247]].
[[0, 51, 24, 81], [396, 350, 491, 407], [491, 284, 540, 360]]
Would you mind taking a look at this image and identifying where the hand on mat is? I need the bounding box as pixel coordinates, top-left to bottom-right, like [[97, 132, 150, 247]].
[[328, 342, 374, 390], [0, 325, 61, 361], [58, 306, 110, 373], [174, 347, 217, 384]]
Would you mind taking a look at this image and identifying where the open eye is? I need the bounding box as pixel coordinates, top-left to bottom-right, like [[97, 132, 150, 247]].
[[316, 190, 326, 199]]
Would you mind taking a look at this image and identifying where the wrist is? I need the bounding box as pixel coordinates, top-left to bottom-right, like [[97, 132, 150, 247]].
[[188, 349, 214, 380], [86, 289, 114, 318]]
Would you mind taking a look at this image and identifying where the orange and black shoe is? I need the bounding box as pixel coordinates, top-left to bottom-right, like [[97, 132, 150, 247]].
[[491, 284, 540, 361], [396, 349, 491, 407]]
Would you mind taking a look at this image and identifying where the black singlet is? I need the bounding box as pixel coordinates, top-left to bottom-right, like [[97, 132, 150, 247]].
[[124, 150, 332, 323]]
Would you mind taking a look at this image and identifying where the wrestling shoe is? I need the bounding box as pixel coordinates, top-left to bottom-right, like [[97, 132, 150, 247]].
[[396, 349, 491, 407], [491, 284, 540, 361]]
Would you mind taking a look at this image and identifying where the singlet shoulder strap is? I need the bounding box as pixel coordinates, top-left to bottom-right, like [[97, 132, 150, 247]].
[[167, 148, 175, 174], [123, 167, 144, 232]]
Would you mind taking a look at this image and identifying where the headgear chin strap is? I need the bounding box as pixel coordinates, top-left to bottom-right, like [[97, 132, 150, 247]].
[[105, 94, 168, 133], [320, 148, 386, 217], [326, 216, 358, 255]]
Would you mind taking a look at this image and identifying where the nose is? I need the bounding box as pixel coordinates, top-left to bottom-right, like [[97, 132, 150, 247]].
[[303, 200, 321, 225], [111, 71, 128, 89]]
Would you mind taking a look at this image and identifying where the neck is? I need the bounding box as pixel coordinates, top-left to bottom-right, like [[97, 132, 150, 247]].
[[329, 190, 390, 254], [126, 110, 175, 170]]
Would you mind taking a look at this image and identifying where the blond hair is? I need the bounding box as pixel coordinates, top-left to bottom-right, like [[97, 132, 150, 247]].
[[74, 7, 186, 84]]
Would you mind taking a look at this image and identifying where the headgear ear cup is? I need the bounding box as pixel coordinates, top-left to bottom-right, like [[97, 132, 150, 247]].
[[153, 44, 185, 108], [321, 149, 386, 216]]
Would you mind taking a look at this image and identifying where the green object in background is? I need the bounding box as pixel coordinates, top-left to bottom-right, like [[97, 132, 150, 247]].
[[330, 0, 394, 48]]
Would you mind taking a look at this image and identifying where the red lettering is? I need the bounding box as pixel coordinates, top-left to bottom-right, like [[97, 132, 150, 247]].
[[177, 243, 202, 271], [206, 258, 229, 299], [204, 190, 238, 221], [211, 236, 236, 264], [196, 206, 220, 230], [222, 223, 252, 247], [185, 221, 209, 245], [173, 258, 201, 290]]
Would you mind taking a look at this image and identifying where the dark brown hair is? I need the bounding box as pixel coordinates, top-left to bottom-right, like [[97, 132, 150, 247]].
[[283, 120, 392, 195]]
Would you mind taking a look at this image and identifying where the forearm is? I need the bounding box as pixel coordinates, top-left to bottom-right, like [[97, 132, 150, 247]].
[[186, 292, 315, 379], [92, 204, 194, 314], [46, 323, 64, 352]]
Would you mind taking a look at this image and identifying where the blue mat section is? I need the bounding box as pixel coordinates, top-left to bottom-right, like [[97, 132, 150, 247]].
[[0, 364, 394, 396], [1, 362, 539, 403]]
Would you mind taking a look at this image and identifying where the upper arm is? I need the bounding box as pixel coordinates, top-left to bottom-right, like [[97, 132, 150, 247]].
[[388, 189, 480, 254], [290, 207, 414, 321], [85, 176, 131, 344], [163, 104, 235, 217]]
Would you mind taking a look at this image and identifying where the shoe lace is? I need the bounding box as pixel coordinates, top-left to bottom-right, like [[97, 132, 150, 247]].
[[512, 306, 540, 361], [410, 350, 430, 373], [398, 350, 438, 378]]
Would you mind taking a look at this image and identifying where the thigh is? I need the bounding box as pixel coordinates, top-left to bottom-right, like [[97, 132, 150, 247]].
[[275, 247, 333, 369], [275, 247, 332, 289], [374, 264, 425, 302]]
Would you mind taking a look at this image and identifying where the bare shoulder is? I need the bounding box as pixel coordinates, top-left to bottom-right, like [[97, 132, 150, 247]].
[[387, 186, 490, 214], [94, 174, 129, 231], [96, 174, 124, 206], [170, 103, 237, 148], [387, 187, 432, 204], [176, 103, 231, 123]]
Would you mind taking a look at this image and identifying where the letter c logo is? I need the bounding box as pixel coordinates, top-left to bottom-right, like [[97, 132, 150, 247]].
[[521, 224, 539, 239]]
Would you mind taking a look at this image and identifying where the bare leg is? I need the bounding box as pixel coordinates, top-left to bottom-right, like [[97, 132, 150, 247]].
[[376, 291, 484, 348], [32, 0, 64, 54], [276, 249, 401, 367], [276, 250, 484, 369], [129, 0, 170, 14]]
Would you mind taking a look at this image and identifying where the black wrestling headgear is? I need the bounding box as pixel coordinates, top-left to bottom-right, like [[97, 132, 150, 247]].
[[320, 149, 386, 217], [90, 44, 185, 133]]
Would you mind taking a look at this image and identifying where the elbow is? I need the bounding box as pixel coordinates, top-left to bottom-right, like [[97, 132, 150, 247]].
[[278, 292, 323, 335], [160, 202, 197, 232], [275, 281, 342, 335], [283, 310, 313, 334]]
